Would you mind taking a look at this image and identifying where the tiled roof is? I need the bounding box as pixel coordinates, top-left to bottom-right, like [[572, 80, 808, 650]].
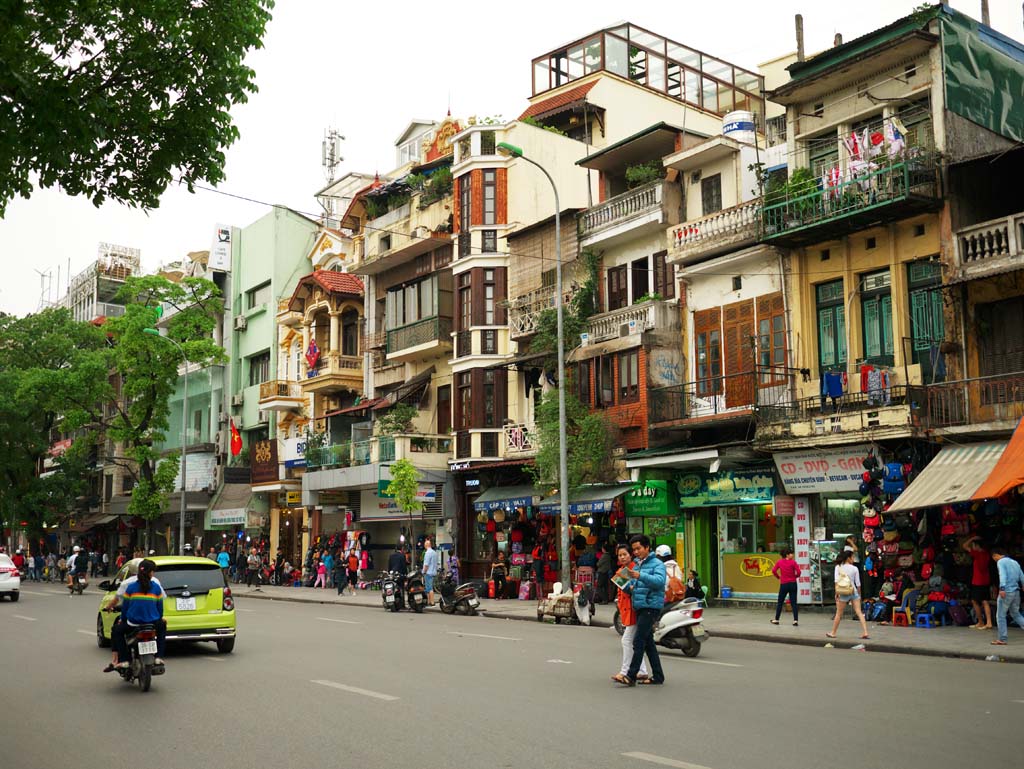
[[310, 270, 364, 296], [518, 81, 597, 120]]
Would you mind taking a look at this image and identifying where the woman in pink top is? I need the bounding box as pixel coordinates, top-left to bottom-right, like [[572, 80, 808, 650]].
[[770, 548, 801, 626]]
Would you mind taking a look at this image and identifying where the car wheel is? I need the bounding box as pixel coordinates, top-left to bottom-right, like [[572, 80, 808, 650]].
[[9, 592, 18, 603], [216, 637, 235, 654], [97, 615, 110, 648]]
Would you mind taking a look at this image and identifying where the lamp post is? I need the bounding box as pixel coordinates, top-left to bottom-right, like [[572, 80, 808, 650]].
[[143, 328, 188, 556], [497, 141, 571, 588]]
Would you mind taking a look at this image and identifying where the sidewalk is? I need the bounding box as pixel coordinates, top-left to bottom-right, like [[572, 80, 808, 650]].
[[231, 582, 1024, 663]]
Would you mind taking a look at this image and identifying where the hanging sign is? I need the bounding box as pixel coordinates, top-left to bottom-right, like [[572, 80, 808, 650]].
[[677, 469, 775, 508], [774, 444, 874, 494], [210, 508, 246, 527], [286, 491, 303, 506], [625, 480, 673, 517]]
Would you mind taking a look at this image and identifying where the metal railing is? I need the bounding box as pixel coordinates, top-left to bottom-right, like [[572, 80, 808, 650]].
[[760, 157, 939, 241], [258, 380, 303, 401], [504, 423, 535, 453], [756, 378, 911, 427], [671, 199, 759, 254], [507, 284, 580, 339], [456, 330, 472, 357], [306, 442, 352, 469], [95, 302, 126, 319], [579, 180, 663, 239], [386, 316, 453, 354], [306, 355, 362, 379], [920, 372, 1024, 430], [650, 368, 792, 424], [362, 330, 386, 350], [956, 212, 1024, 271]]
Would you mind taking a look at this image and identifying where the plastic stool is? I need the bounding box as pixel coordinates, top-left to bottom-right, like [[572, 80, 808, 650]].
[[915, 613, 936, 628], [893, 611, 910, 626]]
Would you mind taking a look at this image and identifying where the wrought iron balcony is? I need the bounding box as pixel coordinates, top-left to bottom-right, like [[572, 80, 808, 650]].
[[955, 212, 1024, 281], [918, 373, 1024, 431], [386, 316, 453, 356], [650, 369, 792, 426], [504, 422, 535, 454]]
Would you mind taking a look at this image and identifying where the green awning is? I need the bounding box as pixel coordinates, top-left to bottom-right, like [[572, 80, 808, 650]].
[[537, 484, 630, 515], [473, 485, 540, 512]]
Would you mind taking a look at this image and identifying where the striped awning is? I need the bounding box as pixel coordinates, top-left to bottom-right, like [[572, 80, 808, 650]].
[[887, 441, 1008, 512]]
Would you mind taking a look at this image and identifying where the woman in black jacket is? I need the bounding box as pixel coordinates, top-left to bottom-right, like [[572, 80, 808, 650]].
[[684, 569, 703, 600]]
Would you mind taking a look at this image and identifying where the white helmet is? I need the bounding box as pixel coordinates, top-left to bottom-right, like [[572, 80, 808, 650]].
[[72, 545, 81, 552], [655, 544, 672, 559]]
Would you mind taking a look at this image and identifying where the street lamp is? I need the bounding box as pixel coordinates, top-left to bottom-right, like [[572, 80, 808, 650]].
[[143, 328, 189, 556], [496, 141, 572, 589]]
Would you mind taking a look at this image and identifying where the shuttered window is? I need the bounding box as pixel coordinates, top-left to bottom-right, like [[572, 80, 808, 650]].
[[757, 293, 787, 384], [977, 297, 1024, 378], [607, 265, 628, 311], [816, 280, 846, 371], [694, 308, 721, 396], [619, 350, 640, 402], [652, 251, 674, 299], [907, 260, 943, 367], [861, 270, 893, 366]]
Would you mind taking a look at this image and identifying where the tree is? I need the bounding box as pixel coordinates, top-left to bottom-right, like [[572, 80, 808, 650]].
[[99, 275, 226, 524], [0, 1, 275, 215], [527, 249, 599, 366], [0, 308, 112, 541], [529, 390, 618, 492], [385, 458, 423, 566]]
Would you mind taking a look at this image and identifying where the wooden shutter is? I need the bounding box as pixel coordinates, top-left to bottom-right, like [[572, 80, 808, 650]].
[[471, 170, 483, 227], [608, 265, 627, 310], [471, 369, 484, 428], [723, 299, 755, 407], [471, 267, 485, 326], [653, 251, 674, 299], [437, 385, 451, 433], [496, 168, 508, 224], [495, 267, 507, 325], [495, 369, 508, 424]]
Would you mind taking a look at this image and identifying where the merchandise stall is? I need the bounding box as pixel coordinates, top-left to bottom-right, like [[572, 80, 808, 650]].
[[470, 485, 541, 595]]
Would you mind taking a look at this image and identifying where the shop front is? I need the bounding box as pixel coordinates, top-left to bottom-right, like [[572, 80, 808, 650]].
[[624, 480, 682, 563]]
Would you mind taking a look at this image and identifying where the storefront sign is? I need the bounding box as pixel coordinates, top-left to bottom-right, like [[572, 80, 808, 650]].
[[251, 439, 279, 484], [625, 480, 673, 517], [209, 224, 232, 271], [793, 496, 813, 604], [210, 508, 246, 527], [360, 489, 441, 520], [377, 480, 436, 502], [677, 470, 775, 508], [284, 438, 307, 468], [286, 491, 303, 506], [464, 478, 480, 489], [319, 491, 346, 505], [170, 452, 217, 492], [247, 511, 268, 529], [774, 495, 795, 516], [774, 444, 873, 494]]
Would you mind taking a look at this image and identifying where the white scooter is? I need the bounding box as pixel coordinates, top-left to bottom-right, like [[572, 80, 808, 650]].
[[615, 596, 708, 657]]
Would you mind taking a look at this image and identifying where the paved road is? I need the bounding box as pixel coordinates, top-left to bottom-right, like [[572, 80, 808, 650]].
[[2, 587, 1020, 769]]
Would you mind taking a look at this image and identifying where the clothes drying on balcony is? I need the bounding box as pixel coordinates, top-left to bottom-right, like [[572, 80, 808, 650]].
[[820, 370, 847, 410], [860, 364, 892, 406]]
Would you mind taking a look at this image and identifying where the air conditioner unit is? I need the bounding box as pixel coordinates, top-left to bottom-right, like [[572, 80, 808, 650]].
[[214, 431, 223, 445], [230, 393, 244, 407], [218, 412, 229, 424], [233, 315, 247, 331], [258, 409, 270, 423], [619, 323, 632, 338]]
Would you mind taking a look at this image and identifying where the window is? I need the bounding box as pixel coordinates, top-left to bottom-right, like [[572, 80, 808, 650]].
[[458, 273, 472, 331], [631, 257, 649, 302], [480, 131, 496, 156], [482, 229, 497, 253], [341, 308, 359, 356], [652, 251, 674, 299], [380, 234, 392, 252], [576, 360, 591, 406], [483, 169, 496, 225], [457, 372, 472, 429], [246, 282, 271, 310], [481, 432, 499, 457], [437, 385, 451, 434], [386, 275, 437, 327], [596, 355, 615, 407], [696, 329, 721, 396], [484, 269, 496, 324], [481, 330, 497, 355], [758, 293, 786, 383], [459, 174, 471, 231], [607, 265, 628, 311], [700, 174, 722, 216], [977, 297, 1024, 379], [908, 261, 944, 368], [619, 351, 639, 402], [860, 270, 893, 366], [816, 280, 846, 370], [732, 276, 742, 292], [249, 352, 270, 386], [483, 370, 496, 427], [541, 268, 557, 289]]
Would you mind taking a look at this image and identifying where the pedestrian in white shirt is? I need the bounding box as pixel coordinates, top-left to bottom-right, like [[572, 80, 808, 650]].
[[827, 549, 869, 640]]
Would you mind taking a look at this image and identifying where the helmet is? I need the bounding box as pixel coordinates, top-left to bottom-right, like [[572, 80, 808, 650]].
[[182, 543, 193, 553], [655, 544, 672, 559], [72, 545, 81, 552]]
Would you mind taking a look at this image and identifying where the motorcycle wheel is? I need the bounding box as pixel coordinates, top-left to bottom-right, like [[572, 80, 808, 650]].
[[138, 665, 152, 692], [412, 600, 424, 613], [613, 609, 624, 636], [390, 602, 400, 613], [440, 602, 455, 614], [681, 633, 702, 658], [96, 614, 110, 648]]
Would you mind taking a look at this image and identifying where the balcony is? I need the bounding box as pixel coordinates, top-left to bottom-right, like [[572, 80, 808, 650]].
[[669, 200, 760, 264], [503, 423, 536, 456], [386, 316, 453, 361], [586, 299, 677, 345], [954, 212, 1024, 282], [507, 285, 580, 340], [305, 434, 453, 470], [258, 380, 304, 412], [302, 354, 363, 394], [362, 329, 386, 350], [650, 369, 792, 427], [579, 181, 678, 248], [353, 196, 452, 276], [371, 352, 407, 388], [918, 373, 1024, 435], [760, 157, 941, 247]]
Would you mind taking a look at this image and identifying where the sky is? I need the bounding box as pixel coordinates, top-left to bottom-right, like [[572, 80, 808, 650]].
[[1, 0, 1020, 316]]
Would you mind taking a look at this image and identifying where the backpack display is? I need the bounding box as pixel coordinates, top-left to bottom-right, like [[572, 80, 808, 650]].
[[947, 603, 971, 626]]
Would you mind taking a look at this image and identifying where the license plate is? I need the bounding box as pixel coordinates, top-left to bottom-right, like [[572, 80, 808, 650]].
[[385, 595, 395, 603], [176, 597, 196, 611], [692, 625, 706, 638], [138, 640, 158, 655], [468, 598, 480, 607]]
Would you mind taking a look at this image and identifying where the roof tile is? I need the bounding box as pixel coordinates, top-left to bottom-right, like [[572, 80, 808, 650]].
[[310, 270, 364, 296], [518, 81, 597, 120]]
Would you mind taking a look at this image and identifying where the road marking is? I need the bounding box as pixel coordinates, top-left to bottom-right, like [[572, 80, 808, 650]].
[[547, 659, 573, 664], [235, 607, 256, 612], [17, 590, 53, 596], [310, 679, 399, 702], [197, 655, 225, 662], [315, 617, 363, 625], [446, 631, 519, 641], [684, 659, 743, 668], [623, 752, 713, 769], [77, 630, 94, 636], [13, 614, 36, 621]]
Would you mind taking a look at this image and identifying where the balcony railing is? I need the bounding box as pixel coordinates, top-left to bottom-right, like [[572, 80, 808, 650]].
[[650, 369, 792, 424], [456, 330, 472, 358], [504, 423, 535, 453], [760, 157, 940, 245], [507, 284, 580, 339], [587, 299, 675, 344], [362, 330, 386, 350], [670, 199, 759, 259], [757, 382, 911, 428], [95, 302, 126, 319], [579, 180, 663, 240], [386, 316, 453, 354], [306, 355, 362, 380], [259, 380, 303, 401], [305, 434, 453, 469], [955, 212, 1024, 278], [919, 373, 1024, 430]]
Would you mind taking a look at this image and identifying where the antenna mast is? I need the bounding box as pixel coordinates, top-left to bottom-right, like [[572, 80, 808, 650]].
[[321, 128, 345, 183]]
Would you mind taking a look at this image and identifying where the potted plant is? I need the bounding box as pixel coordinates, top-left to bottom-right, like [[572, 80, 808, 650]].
[[624, 161, 664, 189]]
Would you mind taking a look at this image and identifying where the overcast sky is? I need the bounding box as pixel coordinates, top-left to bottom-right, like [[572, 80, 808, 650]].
[[1, 0, 1019, 316]]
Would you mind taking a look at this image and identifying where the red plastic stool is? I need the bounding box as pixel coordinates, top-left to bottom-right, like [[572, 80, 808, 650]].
[[893, 611, 910, 627]]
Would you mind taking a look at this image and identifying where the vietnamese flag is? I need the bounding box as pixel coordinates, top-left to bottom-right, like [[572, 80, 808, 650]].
[[230, 419, 243, 456]]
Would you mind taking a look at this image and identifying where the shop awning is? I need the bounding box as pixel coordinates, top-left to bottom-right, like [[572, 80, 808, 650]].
[[91, 514, 119, 526], [325, 397, 389, 417], [537, 484, 630, 515], [208, 483, 252, 527], [887, 441, 1008, 512], [973, 418, 1024, 500], [66, 515, 101, 533], [382, 366, 434, 408], [473, 484, 541, 512]]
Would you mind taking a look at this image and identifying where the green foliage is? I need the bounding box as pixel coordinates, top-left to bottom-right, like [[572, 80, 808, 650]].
[[529, 390, 618, 491], [303, 429, 328, 467], [528, 249, 600, 364], [625, 161, 664, 189], [404, 173, 426, 190], [520, 115, 568, 136], [376, 403, 418, 436], [385, 459, 423, 517], [634, 292, 664, 304], [0, 1, 275, 215]]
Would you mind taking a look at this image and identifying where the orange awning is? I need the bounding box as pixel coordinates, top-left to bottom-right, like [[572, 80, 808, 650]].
[[973, 418, 1024, 500]]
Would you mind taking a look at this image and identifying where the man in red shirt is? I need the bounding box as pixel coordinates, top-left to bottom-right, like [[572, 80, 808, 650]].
[[770, 547, 802, 626], [11, 549, 26, 573], [963, 535, 993, 630]]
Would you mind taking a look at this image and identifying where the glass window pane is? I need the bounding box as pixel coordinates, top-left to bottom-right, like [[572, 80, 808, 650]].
[[819, 309, 835, 367], [718, 86, 735, 114], [405, 284, 418, 323], [881, 294, 894, 355], [684, 70, 700, 107], [702, 77, 718, 112], [629, 29, 665, 54], [837, 306, 846, 364], [567, 43, 585, 80], [703, 57, 731, 81], [735, 71, 760, 92], [648, 54, 665, 91], [667, 43, 699, 69], [604, 34, 628, 77], [533, 60, 548, 94], [420, 278, 435, 319]]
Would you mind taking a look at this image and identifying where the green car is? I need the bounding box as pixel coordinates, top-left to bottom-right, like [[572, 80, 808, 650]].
[[96, 555, 236, 654]]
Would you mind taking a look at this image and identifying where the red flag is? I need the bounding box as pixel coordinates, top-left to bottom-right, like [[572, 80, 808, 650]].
[[230, 419, 243, 456]]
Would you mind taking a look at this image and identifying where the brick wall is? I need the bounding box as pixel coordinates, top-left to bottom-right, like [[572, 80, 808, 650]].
[[582, 347, 650, 451]]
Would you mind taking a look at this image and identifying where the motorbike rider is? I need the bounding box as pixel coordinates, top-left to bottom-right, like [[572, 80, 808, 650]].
[[70, 545, 89, 589], [104, 559, 166, 672], [655, 544, 683, 604], [387, 545, 407, 575]]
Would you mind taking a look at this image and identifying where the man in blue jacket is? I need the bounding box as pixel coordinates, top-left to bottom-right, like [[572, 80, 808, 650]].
[[624, 534, 666, 686]]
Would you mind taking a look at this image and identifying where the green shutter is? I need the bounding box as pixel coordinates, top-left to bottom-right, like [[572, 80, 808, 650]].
[[881, 294, 894, 356], [837, 306, 846, 365], [819, 309, 835, 367], [864, 297, 880, 358]]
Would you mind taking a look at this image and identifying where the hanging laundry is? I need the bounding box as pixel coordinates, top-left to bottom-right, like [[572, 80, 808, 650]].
[[859, 363, 875, 393], [821, 370, 846, 411], [885, 117, 907, 158]]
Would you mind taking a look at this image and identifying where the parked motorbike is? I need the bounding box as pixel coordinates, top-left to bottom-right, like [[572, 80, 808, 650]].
[[380, 571, 404, 612], [405, 571, 427, 613], [68, 573, 88, 595], [114, 622, 165, 692], [613, 597, 708, 657], [437, 570, 480, 615]]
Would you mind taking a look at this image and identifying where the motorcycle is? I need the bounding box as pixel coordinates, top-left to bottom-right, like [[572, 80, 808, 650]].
[[380, 571, 404, 612], [437, 570, 480, 615], [405, 571, 427, 613], [115, 622, 165, 692], [68, 573, 88, 595], [614, 597, 708, 658]]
